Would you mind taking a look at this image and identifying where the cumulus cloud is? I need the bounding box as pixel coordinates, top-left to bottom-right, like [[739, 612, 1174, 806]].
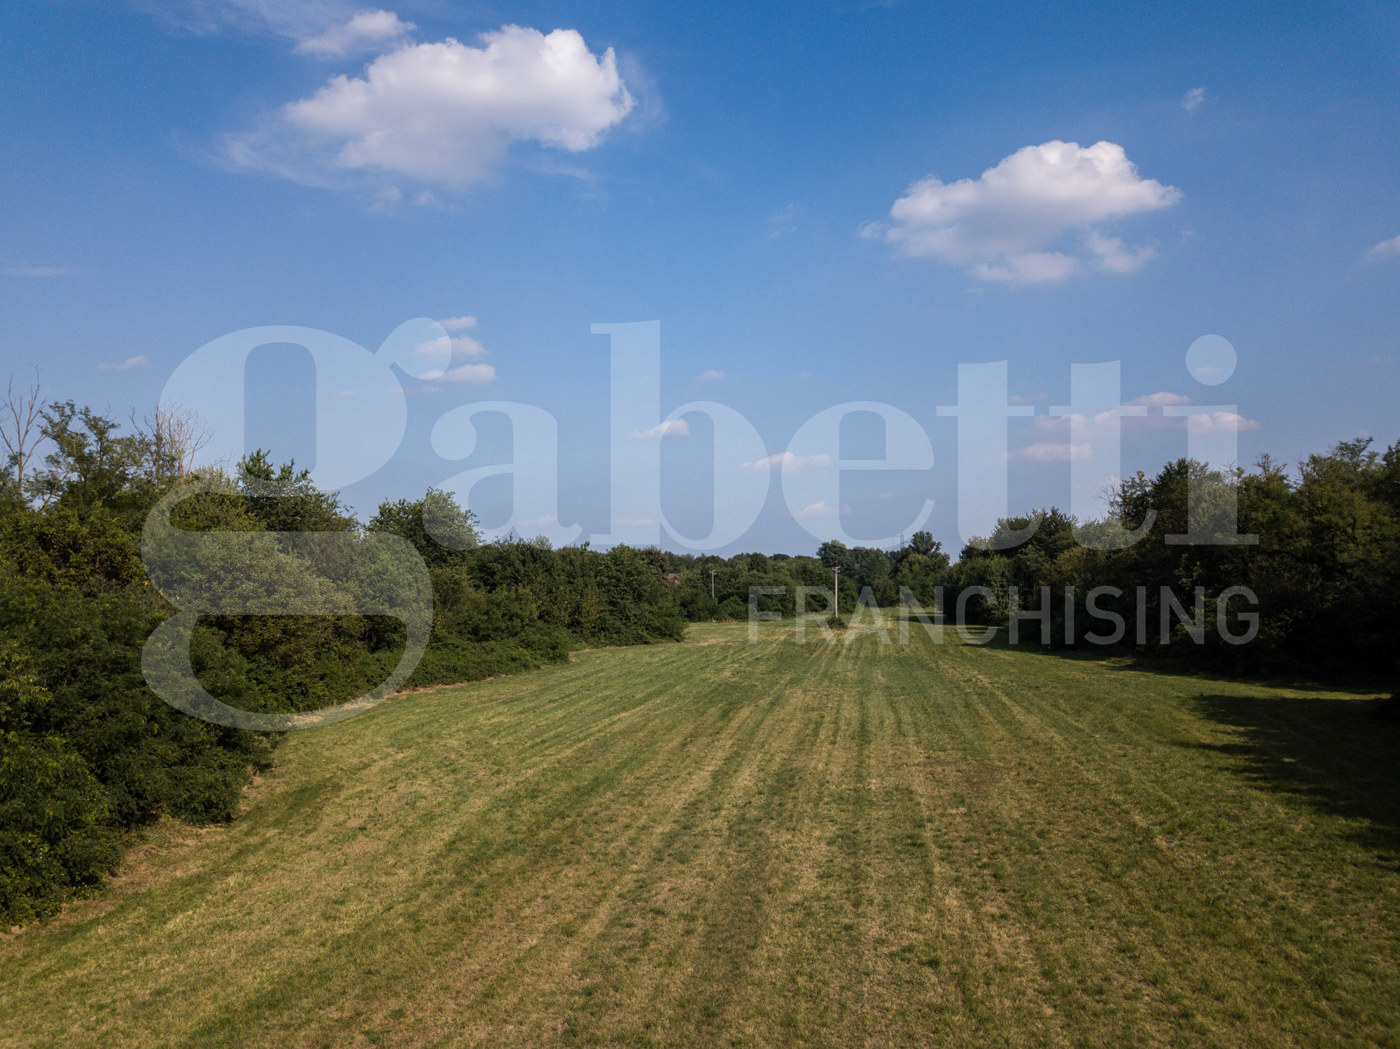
[[696, 369, 726, 381], [1011, 442, 1092, 462], [866, 140, 1181, 283], [740, 452, 833, 473], [98, 356, 148, 372], [1180, 411, 1262, 434], [798, 500, 837, 517], [419, 362, 496, 385], [1368, 234, 1400, 260], [294, 9, 412, 56], [972, 252, 1078, 284], [231, 25, 634, 188], [1182, 87, 1206, 112], [411, 317, 494, 385], [1086, 232, 1159, 274], [416, 334, 488, 362], [630, 419, 690, 440]]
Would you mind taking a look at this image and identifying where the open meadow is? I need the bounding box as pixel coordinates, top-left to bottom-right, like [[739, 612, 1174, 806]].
[[2, 618, 1398, 1048]]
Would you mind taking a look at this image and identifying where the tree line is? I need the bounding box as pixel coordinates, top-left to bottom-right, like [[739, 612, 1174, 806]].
[[651, 437, 1400, 688], [942, 443, 1400, 681]]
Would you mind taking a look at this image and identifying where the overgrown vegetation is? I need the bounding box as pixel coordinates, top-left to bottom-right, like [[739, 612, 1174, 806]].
[[943, 442, 1400, 682], [0, 394, 683, 925]]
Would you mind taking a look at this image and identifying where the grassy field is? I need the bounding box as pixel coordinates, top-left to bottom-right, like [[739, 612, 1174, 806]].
[[2, 617, 1398, 1048]]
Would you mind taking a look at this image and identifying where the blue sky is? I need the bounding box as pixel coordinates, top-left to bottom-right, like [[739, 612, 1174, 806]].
[[2, 0, 1398, 553]]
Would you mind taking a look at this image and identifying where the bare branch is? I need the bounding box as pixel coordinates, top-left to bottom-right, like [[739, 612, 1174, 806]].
[[1, 368, 43, 493], [134, 402, 212, 483]]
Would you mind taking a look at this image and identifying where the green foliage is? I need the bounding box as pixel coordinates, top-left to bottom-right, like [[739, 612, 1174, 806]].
[[663, 534, 948, 622], [0, 648, 123, 924], [236, 450, 356, 534], [0, 505, 144, 591], [29, 402, 147, 521], [0, 731, 122, 924], [0, 422, 693, 925], [367, 488, 479, 567], [946, 442, 1400, 677]]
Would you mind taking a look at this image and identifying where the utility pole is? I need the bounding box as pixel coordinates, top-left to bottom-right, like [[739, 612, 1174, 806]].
[[710, 569, 717, 599], [833, 565, 841, 618]]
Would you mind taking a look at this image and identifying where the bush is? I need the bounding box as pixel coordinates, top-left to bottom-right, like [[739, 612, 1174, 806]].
[[0, 651, 123, 924]]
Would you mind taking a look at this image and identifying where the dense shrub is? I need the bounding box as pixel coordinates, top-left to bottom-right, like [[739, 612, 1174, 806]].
[[0, 429, 690, 924]]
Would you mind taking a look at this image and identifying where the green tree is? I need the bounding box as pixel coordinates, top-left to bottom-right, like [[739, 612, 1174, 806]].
[[368, 488, 479, 568]]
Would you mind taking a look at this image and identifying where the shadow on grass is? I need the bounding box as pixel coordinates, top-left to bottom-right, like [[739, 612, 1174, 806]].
[[891, 614, 1400, 863], [924, 617, 1391, 696], [1187, 691, 1400, 867]]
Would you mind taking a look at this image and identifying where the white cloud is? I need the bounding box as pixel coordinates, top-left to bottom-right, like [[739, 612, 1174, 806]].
[[452, 336, 488, 360], [233, 26, 634, 188], [1128, 391, 1193, 407], [1368, 234, 1400, 260], [867, 140, 1181, 283], [740, 452, 833, 473], [696, 369, 726, 381], [368, 184, 402, 212], [144, 0, 365, 46], [630, 419, 690, 440], [1086, 232, 1158, 274], [414, 334, 489, 362], [294, 9, 412, 56], [98, 356, 148, 372], [3, 265, 71, 277], [411, 319, 492, 386], [798, 500, 837, 517], [1185, 411, 1262, 434], [418, 362, 496, 385], [1010, 441, 1093, 462], [971, 252, 1079, 283], [1182, 87, 1206, 112], [412, 320, 495, 385], [1021, 395, 1262, 461]]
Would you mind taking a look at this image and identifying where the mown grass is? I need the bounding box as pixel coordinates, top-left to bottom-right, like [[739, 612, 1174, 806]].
[[2, 617, 1398, 1048]]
